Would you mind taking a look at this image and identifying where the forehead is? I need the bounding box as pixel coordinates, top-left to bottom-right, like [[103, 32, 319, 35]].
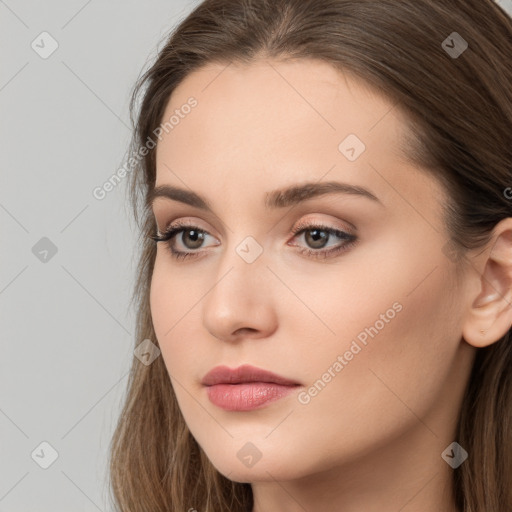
[[160, 58, 405, 143], [154, 58, 444, 215], [158, 58, 408, 161]]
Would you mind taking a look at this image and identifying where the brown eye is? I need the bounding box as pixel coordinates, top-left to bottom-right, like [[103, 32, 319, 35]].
[[180, 228, 206, 249], [151, 223, 219, 261], [288, 223, 357, 260], [303, 228, 329, 249], [151, 221, 357, 262]]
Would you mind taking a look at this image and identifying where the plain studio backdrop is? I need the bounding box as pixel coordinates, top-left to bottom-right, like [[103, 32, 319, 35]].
[[1, 1, 511, 510]]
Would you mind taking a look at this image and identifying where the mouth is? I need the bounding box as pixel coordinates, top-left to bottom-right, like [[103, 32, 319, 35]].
[[201, 364, 301, 411]]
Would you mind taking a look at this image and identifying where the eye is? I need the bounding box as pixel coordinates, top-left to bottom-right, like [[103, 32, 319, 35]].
[[150, 220, 219, 261], [151, 220, 358, 261], [288, 221, 357, 260]]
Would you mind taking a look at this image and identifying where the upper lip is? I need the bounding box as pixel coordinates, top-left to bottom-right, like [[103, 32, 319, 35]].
[[201, 364, 300, 386]]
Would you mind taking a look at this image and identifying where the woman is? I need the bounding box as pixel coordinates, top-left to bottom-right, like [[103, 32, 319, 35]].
[[108, 0, 512, 510]]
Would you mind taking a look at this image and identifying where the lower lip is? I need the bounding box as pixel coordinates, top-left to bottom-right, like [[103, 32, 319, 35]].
[[205, 382, 299, 411]]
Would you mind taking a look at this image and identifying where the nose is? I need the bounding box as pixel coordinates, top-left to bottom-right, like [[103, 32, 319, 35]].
[[201, 246, 278, 343]]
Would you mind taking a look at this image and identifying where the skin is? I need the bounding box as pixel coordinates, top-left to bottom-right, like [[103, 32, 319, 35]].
[[149, 58, 512, 512]]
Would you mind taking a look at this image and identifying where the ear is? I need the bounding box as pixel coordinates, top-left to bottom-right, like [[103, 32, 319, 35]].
[[462, 217, 512, 348]]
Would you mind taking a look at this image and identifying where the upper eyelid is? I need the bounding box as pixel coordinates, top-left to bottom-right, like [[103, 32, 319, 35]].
[[160, 220, 347, 233], [156, 210, 356, 233]]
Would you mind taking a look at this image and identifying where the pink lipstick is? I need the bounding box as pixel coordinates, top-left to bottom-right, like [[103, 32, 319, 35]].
[[201, 364, 301, 411]]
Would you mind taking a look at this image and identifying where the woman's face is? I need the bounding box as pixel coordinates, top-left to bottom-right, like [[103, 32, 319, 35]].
[[150, 58, 476, 484]]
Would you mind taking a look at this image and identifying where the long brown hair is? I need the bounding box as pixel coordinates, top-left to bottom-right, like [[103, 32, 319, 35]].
[[107, 1, 512, 510]]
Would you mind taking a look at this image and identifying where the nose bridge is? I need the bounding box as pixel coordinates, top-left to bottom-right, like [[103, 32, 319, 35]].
[[208, 232, 269, 309], [214, 211, 269, 290], [201, 230, 277, 340]]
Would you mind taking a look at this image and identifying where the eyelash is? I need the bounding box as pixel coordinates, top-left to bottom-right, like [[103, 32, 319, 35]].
[[150, 219, 357, 261]]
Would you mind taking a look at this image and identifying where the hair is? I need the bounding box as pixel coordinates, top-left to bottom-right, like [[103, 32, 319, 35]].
[[107, 1, 512, 510]]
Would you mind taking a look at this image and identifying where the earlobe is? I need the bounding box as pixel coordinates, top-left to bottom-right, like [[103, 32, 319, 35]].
[[461, 218, 512, 348]]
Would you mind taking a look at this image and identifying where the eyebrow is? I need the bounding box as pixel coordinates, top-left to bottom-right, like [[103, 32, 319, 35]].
[[148, 181, 382, 211]]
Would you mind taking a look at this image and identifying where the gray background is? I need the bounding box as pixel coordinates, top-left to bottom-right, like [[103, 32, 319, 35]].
[[1, 1, 197, 511], [1, 1, 511, 510]]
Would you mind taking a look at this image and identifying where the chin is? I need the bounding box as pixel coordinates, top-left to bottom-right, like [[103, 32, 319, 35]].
[[202, 444, 312, 483]]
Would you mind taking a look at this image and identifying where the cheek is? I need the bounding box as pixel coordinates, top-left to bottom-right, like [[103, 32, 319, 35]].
[[149, 262, 192, 372], [294, 254, 460, 451], [149, 258, 214, 391]]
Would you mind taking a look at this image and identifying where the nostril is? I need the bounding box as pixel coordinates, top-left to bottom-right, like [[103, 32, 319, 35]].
[[233, 327, 258, 336]]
